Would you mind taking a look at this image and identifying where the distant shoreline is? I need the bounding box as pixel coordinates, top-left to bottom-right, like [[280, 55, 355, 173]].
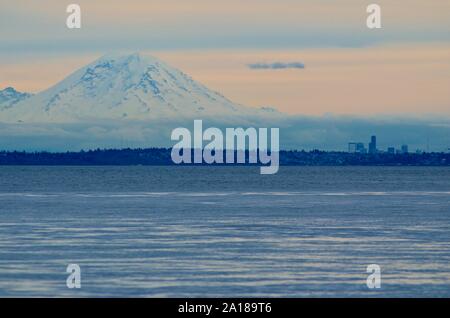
[[0, 148, 449, 166]]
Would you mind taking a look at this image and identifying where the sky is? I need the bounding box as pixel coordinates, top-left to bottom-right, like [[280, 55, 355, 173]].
[[1, 0, 450, 116]]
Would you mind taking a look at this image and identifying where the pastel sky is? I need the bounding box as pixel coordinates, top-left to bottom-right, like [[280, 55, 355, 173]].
[[1, 0, 450, 115]]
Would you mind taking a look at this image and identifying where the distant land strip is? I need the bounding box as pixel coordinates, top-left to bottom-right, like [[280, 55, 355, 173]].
[[0, 149, 449, 166]]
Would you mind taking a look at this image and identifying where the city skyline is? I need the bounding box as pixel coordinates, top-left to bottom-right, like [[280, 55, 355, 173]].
[[349, 135, 415, 154]]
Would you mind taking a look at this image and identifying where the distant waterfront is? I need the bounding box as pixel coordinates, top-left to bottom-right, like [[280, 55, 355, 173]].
[[0, 148, 449, 166]]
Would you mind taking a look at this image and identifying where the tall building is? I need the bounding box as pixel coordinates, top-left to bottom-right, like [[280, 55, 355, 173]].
[[401, 145, 409, 154], [348, 143, 357, 153], [356, 143, 367, 154], [387, 147, 395, 154], [348, 142, 366, 154], [369, 136, 377, 154]]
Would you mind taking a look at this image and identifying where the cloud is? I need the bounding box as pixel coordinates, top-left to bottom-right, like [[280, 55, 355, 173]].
[[248, 62, 305, 70], [1, 115, 449, 152]]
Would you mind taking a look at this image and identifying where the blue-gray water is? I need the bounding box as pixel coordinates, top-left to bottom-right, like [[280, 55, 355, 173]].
[[0, 166, 449, 297]]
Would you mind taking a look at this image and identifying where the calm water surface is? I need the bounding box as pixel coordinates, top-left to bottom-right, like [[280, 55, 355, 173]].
[[0, 166, 449, 297]]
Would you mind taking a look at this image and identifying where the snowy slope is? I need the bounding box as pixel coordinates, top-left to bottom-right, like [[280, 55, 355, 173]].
[[0, 53, 271, 123], [0, 87, 32, 111]]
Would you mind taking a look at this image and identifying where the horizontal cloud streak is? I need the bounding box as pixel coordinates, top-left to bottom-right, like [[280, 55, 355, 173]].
[[248, 62, 305, 70], [1, 115, 449, 152]]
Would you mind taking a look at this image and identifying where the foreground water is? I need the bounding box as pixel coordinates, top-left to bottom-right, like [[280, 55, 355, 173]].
[[0, 166, 449, 297]]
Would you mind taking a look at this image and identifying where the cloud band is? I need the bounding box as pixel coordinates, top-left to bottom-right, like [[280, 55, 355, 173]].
[[248, 62, 305, 70]]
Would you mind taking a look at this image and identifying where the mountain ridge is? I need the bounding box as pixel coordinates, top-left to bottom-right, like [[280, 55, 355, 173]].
[[0, 87, 32, 111]]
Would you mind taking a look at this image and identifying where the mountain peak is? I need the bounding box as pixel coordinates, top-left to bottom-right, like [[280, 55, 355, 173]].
[[0, 87, 32, 110], [0, 52, 261, 123], [94, 52, 162, 66], [1, 87, 17, 93], [1, 86, 26, 95]]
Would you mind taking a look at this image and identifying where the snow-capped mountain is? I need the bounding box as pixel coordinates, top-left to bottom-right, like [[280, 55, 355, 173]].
[[0, 87, 32, 111], [0, 53, 272, 123]]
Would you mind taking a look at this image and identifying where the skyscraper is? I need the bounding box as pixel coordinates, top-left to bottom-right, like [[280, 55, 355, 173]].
[[369, 136, 377, 154], [348, 142, 367, 154]]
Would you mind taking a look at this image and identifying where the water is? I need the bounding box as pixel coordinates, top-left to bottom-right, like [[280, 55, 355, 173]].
[[0, 166, 449, 297]]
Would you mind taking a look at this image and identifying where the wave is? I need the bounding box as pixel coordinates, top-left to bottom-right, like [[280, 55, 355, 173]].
[[1, 191, 450, 198]]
